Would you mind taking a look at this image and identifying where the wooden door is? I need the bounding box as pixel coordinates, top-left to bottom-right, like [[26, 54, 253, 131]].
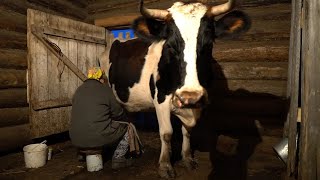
[[27, 9, 107, 138]]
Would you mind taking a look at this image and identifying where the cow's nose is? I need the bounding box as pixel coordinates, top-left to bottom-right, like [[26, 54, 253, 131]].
[[179, 91, 202, 104], [173, 91, 203, 108]]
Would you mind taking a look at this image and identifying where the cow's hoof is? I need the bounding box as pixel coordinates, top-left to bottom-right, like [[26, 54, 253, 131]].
[[182, 158, 198, 170], [158, 164, 175, 179]]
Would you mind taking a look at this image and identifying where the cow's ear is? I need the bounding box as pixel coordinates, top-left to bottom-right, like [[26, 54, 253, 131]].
[[215, 10, 251, 38], [132, 17, 168, 41]]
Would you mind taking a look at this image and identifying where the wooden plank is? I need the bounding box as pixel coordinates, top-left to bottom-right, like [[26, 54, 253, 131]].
[[211, 80, 287, 97], [95, 14, 139, 28], [0, 88, 27, 108], [0, 69, 26, 89], [31, 98, 72, 111], [92, 3, 291, 31], [90, 0, 290, 18], [57, 27, 70, 134], [0, 29, 27, 50], [213, 62, 288, 80], [28, 9, 49, 138], [0, 0, 27, 15], [32, 26, 106, 45], [27, 0, 87, 20], [0, 8, 27, 33], [214, 40, 289, 62], [94, 5, 291, 30], [66, 0, 88, 9], [47, 36, 60, 105], [0, 49, 27, 69], [68, 39, 79, 100], [285, 0, 301, 176], [77, 41, 87, 86], [299, 0, 320, 179], [29, 9, 105, 39], [0, 107, 29, 127], [0, 124, 31, 153]]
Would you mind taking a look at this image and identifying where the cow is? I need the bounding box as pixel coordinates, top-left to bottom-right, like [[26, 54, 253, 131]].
[[99, 0, 250, 178]]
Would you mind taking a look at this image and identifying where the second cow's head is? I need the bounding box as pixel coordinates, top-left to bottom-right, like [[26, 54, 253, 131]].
[[133, 0, 251, 108]]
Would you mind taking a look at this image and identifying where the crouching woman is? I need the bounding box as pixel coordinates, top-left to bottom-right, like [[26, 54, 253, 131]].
[[69, 67, 142, 169]]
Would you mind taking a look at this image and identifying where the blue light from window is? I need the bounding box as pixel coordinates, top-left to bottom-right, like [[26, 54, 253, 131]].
[[111, 29, 135, 39]]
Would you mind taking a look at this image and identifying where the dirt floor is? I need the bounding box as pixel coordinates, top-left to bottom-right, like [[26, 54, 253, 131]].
[[0, 129, 286, 180]]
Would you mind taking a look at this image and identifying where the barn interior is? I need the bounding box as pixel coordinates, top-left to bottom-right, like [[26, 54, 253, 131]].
[[0, 0, 314, 179]]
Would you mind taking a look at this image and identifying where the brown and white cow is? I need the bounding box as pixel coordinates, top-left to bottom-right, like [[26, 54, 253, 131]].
[[99, 0, 250, 178]]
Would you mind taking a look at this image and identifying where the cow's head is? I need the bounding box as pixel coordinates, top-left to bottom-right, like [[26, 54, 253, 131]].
[[133, 0, 251, 108]]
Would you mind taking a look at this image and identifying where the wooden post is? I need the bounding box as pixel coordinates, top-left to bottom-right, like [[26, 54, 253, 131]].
[[285, 0, 302, 177], [299, 0, 320, 179]]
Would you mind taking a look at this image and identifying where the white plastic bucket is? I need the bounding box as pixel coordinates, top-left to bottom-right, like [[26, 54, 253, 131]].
[[23, 143, 48, 168], [86, 154, 103, 172]]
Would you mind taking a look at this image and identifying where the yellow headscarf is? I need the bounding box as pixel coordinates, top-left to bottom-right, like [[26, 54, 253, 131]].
[[87, 67, 103, 80]]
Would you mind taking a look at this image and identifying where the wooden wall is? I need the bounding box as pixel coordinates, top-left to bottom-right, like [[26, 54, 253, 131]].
[[0, 0, 88, 153]]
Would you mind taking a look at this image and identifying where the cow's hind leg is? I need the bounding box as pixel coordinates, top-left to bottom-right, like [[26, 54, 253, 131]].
[[181, 125, 198, 170], [155, 102, 175, 178]]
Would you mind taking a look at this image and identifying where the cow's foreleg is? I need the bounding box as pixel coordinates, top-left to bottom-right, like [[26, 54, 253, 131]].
[[181, 125, 197, 170], [155, 101, 175, 178], [174, 108, 201, 170]]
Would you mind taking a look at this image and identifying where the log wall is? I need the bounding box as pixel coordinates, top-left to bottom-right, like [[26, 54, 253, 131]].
[[0, 0, 88, 153]]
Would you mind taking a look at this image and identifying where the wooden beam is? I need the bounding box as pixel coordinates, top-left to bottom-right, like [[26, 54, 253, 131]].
[[31, 98, 71, 111], [0, 0, 27, 15], [211, 80, 287, 97], [0, 69, 26, 89], [213, 62, 288, 80], [0, 88, 27, 108], [27, 0, 87, 20], [0, 124, 31, 153], [214, 41, 289, 62], [0, 49, 27, 69], [32, 25, 106, 44], [0, 8, 27, 33], [66, 0, 88, 9], [299, 0, 320, 179], [285, 0, 301, 177], [0, 107, 29, 128], [95, 14, 139, 28], [0, 30, 27, 50]]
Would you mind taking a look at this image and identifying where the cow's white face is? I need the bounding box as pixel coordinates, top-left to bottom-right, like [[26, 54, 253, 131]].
[[168, 2, 208, 107], [132, 0, 251, 108]]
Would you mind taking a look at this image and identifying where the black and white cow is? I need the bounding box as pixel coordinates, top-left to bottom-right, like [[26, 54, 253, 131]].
[[99, 0, 250, 178]]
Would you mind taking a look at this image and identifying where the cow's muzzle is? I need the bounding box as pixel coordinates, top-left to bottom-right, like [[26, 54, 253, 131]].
[[172, 91, 208, 108]]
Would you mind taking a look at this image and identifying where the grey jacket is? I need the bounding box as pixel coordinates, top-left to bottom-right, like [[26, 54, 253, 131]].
[[69, 79, 127, 148]]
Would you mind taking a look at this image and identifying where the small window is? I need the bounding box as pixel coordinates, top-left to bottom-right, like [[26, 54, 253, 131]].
[[111, 29, 135, 40]]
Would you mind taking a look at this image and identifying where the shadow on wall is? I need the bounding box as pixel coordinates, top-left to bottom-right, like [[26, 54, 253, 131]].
[[135, 59, 287, 180], [192, 59, 287, 180]]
